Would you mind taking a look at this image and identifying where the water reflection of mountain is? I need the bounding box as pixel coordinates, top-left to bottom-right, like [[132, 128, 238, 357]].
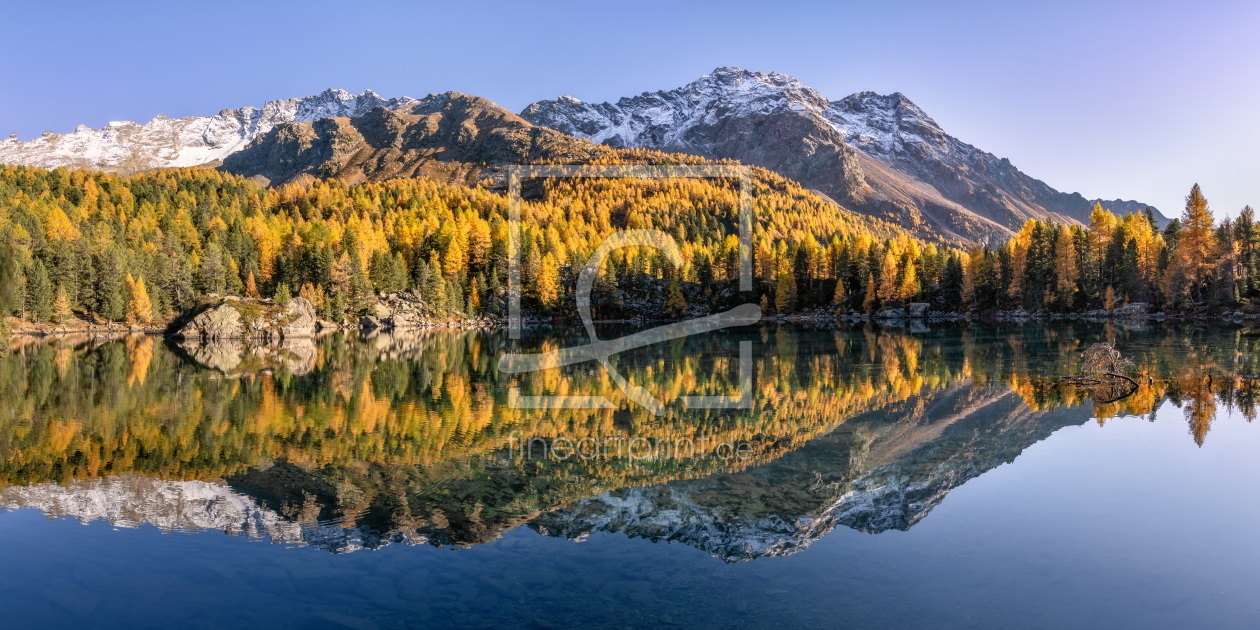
[[529, 384, 1096, 561], [0, 323, 1256, 557], [1, 382, 1090, 558], [0, 473, 439, 553]]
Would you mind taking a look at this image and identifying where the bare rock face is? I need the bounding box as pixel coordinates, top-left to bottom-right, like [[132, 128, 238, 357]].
[[362, 290, 432, 330], [908, 302, 930, 318], [1111, 302, 1150, 317], [183, 300, 244, 338], [172, 297, 317, 341], [278, 297, 317, 337], [220, 93, 610, 188]]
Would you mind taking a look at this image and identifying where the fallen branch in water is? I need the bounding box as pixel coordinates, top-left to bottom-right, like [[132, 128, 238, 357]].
[[1094, 386, 1139, 404], [1059, 343, 1140, 404], [1103, 371, 1139, 387]]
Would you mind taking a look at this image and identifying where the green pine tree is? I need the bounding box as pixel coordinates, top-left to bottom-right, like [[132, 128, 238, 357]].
[[25, 259, 53, 322]]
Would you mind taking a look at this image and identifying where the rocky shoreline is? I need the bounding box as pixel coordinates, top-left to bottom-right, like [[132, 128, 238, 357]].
[[7, 297, 1260, 343]]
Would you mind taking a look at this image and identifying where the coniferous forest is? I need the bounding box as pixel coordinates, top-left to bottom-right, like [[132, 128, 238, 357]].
[[0, 160, 1252, 333]]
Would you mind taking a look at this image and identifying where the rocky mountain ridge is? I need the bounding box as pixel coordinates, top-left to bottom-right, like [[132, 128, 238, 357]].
[[220, 92, 613, 187], [0, 89, 418, 173], [522, 67, 1163, 242]]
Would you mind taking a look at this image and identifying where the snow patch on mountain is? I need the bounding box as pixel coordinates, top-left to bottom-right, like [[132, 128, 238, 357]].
[[0, 89, 419, 171], [522, 67, 954, 162]]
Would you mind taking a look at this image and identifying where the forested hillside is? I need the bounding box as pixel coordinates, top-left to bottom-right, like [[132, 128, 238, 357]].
[[0, 157, 1250, 333]]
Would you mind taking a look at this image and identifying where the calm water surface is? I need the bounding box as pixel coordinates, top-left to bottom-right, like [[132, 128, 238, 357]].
[[1, 322, 1259, 629]]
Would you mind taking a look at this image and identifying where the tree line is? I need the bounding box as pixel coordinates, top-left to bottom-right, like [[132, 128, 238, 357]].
[[0, 161, 1251, 331]]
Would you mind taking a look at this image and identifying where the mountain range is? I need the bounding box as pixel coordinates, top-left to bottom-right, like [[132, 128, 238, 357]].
[[0, 89, 418, 173], [220, 92, 611, 188], [0, 69, 1163, 243], [523, 68, 1162, 241]]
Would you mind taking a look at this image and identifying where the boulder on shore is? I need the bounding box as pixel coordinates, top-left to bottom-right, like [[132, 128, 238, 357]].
[[171, 296, 316, 341], [362, 290, 433, 330], [1111, 302, 1150, 318]]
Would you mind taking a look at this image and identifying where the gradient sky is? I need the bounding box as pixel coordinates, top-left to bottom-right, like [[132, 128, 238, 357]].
[[5, 0, 1259, 218]]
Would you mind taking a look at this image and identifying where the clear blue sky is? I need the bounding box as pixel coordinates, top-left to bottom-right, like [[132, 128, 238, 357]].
[[5, 0, 1258, 218]]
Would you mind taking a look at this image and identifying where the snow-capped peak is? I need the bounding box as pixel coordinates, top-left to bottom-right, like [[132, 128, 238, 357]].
[[521, 66, 838, 150], [520, 66, 948, 160], [0, 89, 420, 172]]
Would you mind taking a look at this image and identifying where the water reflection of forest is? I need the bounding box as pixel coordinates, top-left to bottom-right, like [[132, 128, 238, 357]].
[[1, 322, 1257, 556]]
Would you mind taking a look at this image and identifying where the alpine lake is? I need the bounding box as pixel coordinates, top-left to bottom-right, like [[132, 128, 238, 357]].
[[2, 320, 1259, 629]]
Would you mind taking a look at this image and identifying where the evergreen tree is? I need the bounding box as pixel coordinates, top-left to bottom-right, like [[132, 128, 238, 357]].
[[665, 278, 686, 317], [484, 269, 502, 316], [25, 258, 53, 322], [274, 283, 292, 306], [94, 247, 127, 321], [422, 257, 448, 314], [1237, 207, 1258, 302], [447, 278, 465, 314], [340, 233, 373, 311], [1053, 231, 1080, 308], [941, 256, 964, 308], [197, 243, 227, 296], [327, 290, 348, 323], [369, 251, 409, 294]]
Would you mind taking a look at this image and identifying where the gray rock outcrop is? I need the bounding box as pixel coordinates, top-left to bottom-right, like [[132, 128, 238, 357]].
[[361, 290, 433, 330], [1111, 302, 1150, 317], [172, 296, 316, 341]]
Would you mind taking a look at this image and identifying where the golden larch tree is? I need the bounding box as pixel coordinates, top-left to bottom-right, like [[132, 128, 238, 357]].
[[125, 274, 153, 324]]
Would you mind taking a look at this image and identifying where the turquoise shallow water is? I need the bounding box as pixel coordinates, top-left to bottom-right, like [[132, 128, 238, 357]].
[[2, 323, 1258, 629]]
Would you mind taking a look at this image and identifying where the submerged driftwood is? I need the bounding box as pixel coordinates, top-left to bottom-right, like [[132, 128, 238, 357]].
[[1063, 343, 1140, 403]]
